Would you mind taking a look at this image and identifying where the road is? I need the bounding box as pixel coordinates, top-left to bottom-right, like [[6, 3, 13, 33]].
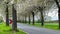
[[17, 23, 60, 34]]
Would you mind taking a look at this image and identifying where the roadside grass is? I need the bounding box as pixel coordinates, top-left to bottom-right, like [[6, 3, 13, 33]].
[[28, 23, 59, 30], [44, 23, 58, 30], [0, 22, 26, 34]]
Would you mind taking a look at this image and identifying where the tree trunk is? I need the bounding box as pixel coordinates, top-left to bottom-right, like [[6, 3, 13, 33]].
[[25, 16, 26, 23], [40, 11, 44, 26], [29, 14, 31, 24], [32, 12, 35, 25], [38, 6, 44, 26], [6, 3, 9, 26], [23, 17, 25, 23], [58, 8, 60, 29], [54, 0, 60, 29], [12, 4, 17, 31]]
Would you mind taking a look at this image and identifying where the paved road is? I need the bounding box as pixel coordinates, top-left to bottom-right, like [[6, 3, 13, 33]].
[[17, 23, 60, 34]]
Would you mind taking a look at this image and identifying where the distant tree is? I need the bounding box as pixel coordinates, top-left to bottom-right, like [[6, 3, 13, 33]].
[[29, 14, 31, 24], [24, 14, 27, 23], [31, 11, 35, 25]]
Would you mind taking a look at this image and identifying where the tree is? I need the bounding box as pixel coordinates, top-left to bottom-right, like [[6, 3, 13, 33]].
[[5, 2, 9, 26], [38, 6, 44, 26], [29, 14, 31, 24], [12, 4, 17, 31], [31, 11, 35, 25], [54, 0, 60, 29], [40, 11, 44, 26], [24, 14, 27, 23]]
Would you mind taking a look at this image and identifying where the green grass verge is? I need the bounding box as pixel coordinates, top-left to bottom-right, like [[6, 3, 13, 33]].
[[0, 22, 26, 34], [28, 23, 60, 30]]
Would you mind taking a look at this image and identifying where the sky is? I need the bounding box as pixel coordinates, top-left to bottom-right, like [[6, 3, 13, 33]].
[[48, 8, 58, 20]]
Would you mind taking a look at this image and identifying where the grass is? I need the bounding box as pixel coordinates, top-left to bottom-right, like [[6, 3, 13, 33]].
[[27, 23, 60, 30], [44, 23, 59, 30], [0, 22, 26, 34]]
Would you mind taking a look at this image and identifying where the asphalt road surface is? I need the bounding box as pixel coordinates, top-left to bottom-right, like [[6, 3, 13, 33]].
[[17, 23, 60, 34]]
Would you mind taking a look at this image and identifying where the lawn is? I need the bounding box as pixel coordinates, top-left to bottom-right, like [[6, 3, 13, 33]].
[[0, 22, 26, 34], [28, 23, 59, 30]]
